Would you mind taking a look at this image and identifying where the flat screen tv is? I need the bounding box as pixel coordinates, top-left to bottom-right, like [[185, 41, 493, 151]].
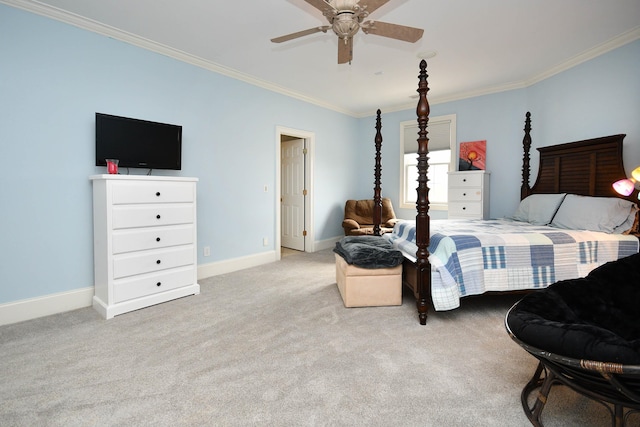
[[95, 113, 182, 170]]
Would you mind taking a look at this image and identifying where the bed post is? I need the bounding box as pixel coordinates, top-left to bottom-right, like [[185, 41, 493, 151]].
[[415, 60, 431, 325], [373, 109, 383, 236], [521, 112, 532, 200]]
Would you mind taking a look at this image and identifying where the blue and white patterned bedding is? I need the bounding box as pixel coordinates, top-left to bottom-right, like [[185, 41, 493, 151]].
[[385, 219, 639, 311]]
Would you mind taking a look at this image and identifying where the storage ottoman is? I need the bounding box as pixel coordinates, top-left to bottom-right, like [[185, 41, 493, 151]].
[[335, 253, 402, 307]]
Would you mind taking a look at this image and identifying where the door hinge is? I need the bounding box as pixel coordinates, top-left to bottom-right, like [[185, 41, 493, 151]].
[[303, 148, 308, 155], [303, 230, 307, 236], [302, 189, 307, 196]]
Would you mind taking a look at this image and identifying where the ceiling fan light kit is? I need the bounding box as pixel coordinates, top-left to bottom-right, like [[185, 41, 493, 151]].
[[271, 0, 424, 64]]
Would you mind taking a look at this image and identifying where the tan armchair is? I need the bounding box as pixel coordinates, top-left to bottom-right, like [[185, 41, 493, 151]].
[[342, 198, 398, 236]]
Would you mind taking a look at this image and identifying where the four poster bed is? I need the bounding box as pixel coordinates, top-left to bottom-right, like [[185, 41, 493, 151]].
[[371, 60, 639, 325]]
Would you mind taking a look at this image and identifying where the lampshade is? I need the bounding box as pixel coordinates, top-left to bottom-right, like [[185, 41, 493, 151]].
[[613, 164, 640, 198], [613, 178, 635, 196]]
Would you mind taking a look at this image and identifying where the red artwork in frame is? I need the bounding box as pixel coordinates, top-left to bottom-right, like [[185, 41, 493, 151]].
[[459, 140, 486, 171]]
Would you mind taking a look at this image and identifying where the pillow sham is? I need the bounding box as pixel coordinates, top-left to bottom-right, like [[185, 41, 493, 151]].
[[511, 193, 566, 225], [550, 194, 637, 233], [612, 204, 639, 234]]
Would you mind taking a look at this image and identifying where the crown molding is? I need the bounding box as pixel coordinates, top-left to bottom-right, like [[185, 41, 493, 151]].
[[525, 26, 640, 87], [3, 0, 639, 119], [1, 0, 357, 116], [358, 26, 640, 118]]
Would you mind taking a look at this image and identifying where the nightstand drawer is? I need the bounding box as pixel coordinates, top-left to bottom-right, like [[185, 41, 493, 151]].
[[113, 246, 194, 279], [449, 187, 482, 201], [449, 202, 482, 217], [112, 181, 195, 204], [112, 204, 194, 229], [113, 266, 196, 303], [449, 173, 483, 187], [112, 225, 194, 254]]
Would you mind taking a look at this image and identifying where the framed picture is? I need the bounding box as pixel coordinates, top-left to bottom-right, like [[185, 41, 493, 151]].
[[459, 140, 486, 171]]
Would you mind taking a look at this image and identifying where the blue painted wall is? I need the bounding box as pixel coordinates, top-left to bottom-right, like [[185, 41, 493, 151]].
[[362, 39, 640, 221], [1, 3, 638, 306], [0, 5, 360, 303]]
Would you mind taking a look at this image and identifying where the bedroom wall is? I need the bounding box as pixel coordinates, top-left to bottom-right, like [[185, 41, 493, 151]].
[[365, 39, 640, 221], [526, 39, 640, 178], [1, 3, 638, 321], [0, 4, 361, 307]]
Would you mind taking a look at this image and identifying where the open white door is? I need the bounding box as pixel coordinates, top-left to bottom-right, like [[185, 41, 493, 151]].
[[281, 138, 305, 251]]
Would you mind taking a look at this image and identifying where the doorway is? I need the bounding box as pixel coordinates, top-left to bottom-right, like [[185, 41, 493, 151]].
[[276, 127, 314, 260]]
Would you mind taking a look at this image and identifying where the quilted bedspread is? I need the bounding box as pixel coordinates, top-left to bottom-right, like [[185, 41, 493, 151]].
[[385, 219, 639, 311]]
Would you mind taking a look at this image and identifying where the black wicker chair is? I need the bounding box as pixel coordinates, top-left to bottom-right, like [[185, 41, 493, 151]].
[[505, 252, 640, 427]]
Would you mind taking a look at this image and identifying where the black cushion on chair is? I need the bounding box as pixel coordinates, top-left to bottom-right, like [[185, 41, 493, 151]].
[[507, 253, 640, 365]]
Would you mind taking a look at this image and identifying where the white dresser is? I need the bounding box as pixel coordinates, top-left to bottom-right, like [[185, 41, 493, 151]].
[[90, 175, 200, 319], [448, 171, 490, 219]]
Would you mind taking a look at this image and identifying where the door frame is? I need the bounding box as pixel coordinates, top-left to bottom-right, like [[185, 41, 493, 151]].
[[276, 126, 315, 260]]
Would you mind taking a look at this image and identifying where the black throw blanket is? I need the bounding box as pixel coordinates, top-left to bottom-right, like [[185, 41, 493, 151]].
[[333, 236, 404, 269]]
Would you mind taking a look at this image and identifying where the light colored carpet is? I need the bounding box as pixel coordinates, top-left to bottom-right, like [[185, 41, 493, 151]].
[[0, 249, 629, 426]]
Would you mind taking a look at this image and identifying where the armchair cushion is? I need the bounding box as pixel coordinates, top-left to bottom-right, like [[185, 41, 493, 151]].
[[343, 198, 397, 236]]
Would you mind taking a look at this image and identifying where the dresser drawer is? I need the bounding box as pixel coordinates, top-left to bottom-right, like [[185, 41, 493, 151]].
[[113, 246, 194, 279], [449, 173, 483, 187], [112, 224, 194, 254], [113, 266, 196, 303], [111, 181, 195, 205], [449, 202, 482, 217], [449, 187, 482, 202], [112, 204, 194, 229]]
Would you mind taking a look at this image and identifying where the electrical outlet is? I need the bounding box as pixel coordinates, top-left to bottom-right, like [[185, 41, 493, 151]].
[[263, 237, 268, 246], [203, 246, 211, 257]]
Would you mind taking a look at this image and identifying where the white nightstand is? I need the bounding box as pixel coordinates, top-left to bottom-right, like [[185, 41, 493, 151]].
[[447, 171, 490, 219]]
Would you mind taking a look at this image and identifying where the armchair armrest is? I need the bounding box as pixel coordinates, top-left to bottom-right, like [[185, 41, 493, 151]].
[[342, 219, 360, 232], [384, 218, 399, 228]]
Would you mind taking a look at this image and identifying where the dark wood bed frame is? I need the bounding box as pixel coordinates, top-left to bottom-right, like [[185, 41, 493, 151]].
[[371, 60, 639, 325]]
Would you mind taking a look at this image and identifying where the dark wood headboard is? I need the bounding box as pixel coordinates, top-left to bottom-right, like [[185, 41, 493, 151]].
[[523, 133, 638, 203]]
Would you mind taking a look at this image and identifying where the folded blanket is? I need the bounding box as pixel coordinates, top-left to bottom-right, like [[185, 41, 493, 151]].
[[333, 236, 404, 269]]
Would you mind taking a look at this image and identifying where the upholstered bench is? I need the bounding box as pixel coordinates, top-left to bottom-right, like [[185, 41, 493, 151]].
[[333, 236, 404, 308], [505, 252, 640, 426]]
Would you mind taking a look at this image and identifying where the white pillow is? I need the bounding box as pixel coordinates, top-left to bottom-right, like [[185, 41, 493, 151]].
[[612, 204, 639, 234], [511, 193, 566, 225], [550, 194, 637, 233]]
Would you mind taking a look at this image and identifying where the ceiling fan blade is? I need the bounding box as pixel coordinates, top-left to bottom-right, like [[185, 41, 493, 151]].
[[304, 0, 334, 13], [360, 0, 391, 14], [362, 21, 424, 43], [271, 26, 330, 43], [337, 37, 353, 64]]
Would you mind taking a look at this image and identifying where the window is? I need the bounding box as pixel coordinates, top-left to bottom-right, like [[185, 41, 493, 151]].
[[400, 114, 456, 210]]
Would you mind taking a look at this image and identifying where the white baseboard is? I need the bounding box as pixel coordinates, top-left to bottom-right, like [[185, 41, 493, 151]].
[[314, 236, 341, 251], [0, 243, 338, 326], [197, 250, 277, 280], [0, 287, 94, 326]]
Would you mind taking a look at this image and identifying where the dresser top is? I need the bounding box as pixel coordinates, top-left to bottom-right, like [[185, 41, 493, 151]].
[[90, 174, 198, 182]]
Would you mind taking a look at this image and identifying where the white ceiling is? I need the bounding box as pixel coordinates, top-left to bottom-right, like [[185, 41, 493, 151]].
[[7, 0, 640, 116]]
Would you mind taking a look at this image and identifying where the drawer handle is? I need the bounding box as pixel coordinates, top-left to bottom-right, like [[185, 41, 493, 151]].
[[463, 193, 466, 196], [462, 207, 466, 210], [156, 192, 161, 197], [156, 282, 162, 287], [156, 259, 161, 264], [463, 178, 466, 182], [156, 237, 161, 242], [156, 214, 161, 219]]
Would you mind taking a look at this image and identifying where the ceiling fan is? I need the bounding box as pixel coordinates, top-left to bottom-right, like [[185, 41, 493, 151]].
[[271, 0, 424, 64]]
